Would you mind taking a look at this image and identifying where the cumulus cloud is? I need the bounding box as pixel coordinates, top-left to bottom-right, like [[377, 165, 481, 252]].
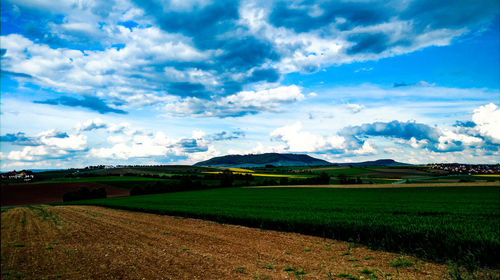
[[383, 147, 400, 154], [209, 130, 246, 141], [76, 118, 108, 132], [1, 0, 496, 117], [352, 141, 377, 155], [107, 122, 141, 135], [1, 132, 39, 146], [38, 130, 87, 150], [178, 138, 208, 153], [271, 122, 345, 153], [340, 105, 500, 153], [4, 129, 87, 161], [436, 130, 483, 152], [89, 132, 174, 159], [345, 103, 365, 113], [165, 85, 305, 117], [472, 103, 500, 144], [341, 120, 441, 142], [88, 125, 219, 161], [395, 137, 429, 149], [239, 0, 496, 74]]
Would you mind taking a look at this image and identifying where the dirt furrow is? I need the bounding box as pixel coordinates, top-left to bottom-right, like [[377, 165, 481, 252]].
[[1, 205, 451, 279]]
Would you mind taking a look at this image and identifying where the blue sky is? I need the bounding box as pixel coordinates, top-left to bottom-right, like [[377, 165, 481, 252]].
[[1, 0, 499, 170]]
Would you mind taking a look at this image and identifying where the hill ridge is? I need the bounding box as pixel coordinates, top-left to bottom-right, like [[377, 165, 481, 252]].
[[194, 153, 330, 167]]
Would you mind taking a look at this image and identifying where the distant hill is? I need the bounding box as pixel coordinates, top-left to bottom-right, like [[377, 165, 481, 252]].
[[337, 159, 411, 166], [194, 153, 331, 167]]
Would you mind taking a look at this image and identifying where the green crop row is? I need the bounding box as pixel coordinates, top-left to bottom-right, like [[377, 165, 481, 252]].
[[68, 186, 500, 267]]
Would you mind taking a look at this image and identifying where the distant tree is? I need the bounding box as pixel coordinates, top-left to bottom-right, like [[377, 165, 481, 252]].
[[220, 170, 234, 187], [319, 172, 330, 184], [338, 173, 347, 184], [280, 177, 289, 185], [130, 184, 145, 196], [90, 187, 107, 199], [63, 186, 106, 202]]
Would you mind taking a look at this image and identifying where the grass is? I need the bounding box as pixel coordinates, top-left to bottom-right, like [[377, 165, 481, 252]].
[[29, 205, 63, 226], [390, 257, 414, 268], [203, 171, 308, 179], [337, 272, 358, 280], [360, 268, 374, 275], [284, 267, 306, 278], [236, 266, 246, 274], [67, 185, 500, 267]]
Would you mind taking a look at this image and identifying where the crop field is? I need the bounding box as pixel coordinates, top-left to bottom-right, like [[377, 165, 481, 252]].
[[69, 185, 500, 267], [1, 205, 454, 279], [203, 171, 309, 179]]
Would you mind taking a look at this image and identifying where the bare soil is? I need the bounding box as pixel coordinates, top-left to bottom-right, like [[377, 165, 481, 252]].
[[1, 205, 450, 279], [0, 183, 129, 207]]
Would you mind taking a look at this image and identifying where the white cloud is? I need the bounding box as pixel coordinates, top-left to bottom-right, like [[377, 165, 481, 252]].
[[107, 122, 140, 135], [352, 141, 377, 155], [238, 3, 468, 75], [472, 103, 500, 144], [271, 122, 345, 152], [395, 137, 429, 149], [182, 145, 221, 165], [7, 146, 51, 161], [89, 131, 174, 159], [384, 147, 400, 154], [39, 134, 87, 151], [165, 85, 305, 117], [0, 28, 212, 104], [437, 130, 483, 151], [76, 118, 107, 132], [345, 103, 365, 113], [4, 129, 87, 162]]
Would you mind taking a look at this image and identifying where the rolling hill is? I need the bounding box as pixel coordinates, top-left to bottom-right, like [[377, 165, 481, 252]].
[[194, 153, 331, 167], [337, 159, 411, 166], [194, 153, 411, 168]]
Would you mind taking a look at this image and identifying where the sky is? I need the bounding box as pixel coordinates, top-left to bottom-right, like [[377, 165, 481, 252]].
[[0, 0, 499, 170]]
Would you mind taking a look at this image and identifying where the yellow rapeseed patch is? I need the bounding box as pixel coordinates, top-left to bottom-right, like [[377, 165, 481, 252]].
[[225, 167, 255, 173], [473, 174, 500, 177]]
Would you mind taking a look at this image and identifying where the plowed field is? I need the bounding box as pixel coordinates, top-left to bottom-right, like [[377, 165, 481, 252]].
[[1, 205, 449, 279], [0, 183, 129, 206]]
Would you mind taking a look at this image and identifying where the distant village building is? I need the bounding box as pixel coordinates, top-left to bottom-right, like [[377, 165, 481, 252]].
[[1, 170, 35, 181]]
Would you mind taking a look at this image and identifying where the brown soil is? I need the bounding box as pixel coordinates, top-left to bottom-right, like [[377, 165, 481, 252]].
[[0, 205, 450, 280], [0, 183, 129, 207], [248, 181, 500, 189]]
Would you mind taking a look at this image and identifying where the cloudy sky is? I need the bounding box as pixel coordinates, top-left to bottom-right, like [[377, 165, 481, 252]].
[[1, 0, 499, 170]]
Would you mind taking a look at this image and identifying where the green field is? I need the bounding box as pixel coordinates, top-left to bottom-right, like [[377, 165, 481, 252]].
[[69, 186, 500, 267]]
